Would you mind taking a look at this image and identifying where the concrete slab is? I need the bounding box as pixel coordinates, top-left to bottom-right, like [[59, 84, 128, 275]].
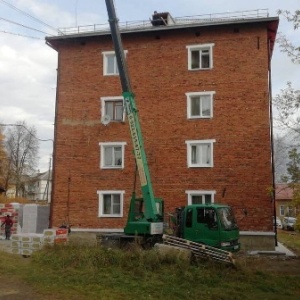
[[248, 242, 297, 257], [275, 242, 297, 257]]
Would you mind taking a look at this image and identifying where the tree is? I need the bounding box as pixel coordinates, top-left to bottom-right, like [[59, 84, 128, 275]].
[[273, 10, 300, 170], [274, 10, 300, 134], [0, 126, 7, 189], [4, 121, 39, 197], [273, 82, 300, 135], [277, 9, 300, 63], [282, 148, 300, 183], [281, 148, 300, 216], [273, 134, 292, 182]]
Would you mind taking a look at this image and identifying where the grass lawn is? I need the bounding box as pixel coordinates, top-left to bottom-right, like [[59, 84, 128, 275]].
[[0, 237, 299, 300], [277, 229, 300, 255]]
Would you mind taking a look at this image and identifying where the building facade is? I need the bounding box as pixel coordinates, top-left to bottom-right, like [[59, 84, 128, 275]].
[[46, 10, 279, 243], [275, 183, 299, 219]]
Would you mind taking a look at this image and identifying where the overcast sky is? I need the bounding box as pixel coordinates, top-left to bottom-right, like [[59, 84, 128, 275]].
[[0, 0, 299, 171]]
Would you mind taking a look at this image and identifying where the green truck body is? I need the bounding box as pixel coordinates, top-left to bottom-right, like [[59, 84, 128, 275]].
[[176, 204, 240, 251]]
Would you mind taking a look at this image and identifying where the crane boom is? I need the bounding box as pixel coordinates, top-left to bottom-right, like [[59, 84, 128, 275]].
[[105, 0, 163, 231], [102, 1, 240, 251]]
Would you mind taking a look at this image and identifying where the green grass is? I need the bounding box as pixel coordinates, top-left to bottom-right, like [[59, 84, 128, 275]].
[[277, 230, 300, 255], [1, 242, 300, 300]]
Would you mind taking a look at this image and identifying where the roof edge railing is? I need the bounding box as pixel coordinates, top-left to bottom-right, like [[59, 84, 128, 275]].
[[57, 8, 270, 36]]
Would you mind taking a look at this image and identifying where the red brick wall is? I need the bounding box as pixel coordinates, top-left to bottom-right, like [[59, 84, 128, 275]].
[[50, 22, 274, 231]]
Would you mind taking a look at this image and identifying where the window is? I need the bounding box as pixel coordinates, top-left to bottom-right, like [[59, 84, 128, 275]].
[[197, 208, 218, 229], [185, 139, 216, 167], [185, 208, 193, 228], [186, 91, 215, 119], [102, 50, 128, 75], [99, 142, 127, 169], [101, 96, 124, 122], [288, 206, 294, 216], [186, 44, 214, 70], [186, 190, 216, 205], [279, 205, 285, 217], [97, 190, 125, 217]]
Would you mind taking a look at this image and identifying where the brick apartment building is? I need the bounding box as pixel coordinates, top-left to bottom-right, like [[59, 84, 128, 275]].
[[46, 10, 279, 246]]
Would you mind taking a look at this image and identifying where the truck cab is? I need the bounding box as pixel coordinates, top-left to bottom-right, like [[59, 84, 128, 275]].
[[176, 204, 240, 252]]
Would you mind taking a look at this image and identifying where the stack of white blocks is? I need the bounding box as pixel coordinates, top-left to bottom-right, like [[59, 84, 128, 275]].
[[10, 228, 68, 256]]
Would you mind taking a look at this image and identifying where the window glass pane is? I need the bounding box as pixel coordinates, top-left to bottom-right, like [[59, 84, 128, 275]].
[[197, 208, 205, 223], [112, 194, 121, 214], [115, 102, 123, 120], [104, 147, 113, 166], [114, 147, 122, 166], [201, 95, 211, 117], [200, 144, 210, 164], [105, 102, 114, 118], [218, 207, 238, 230], [204, 194, 212, 204], [107, 55, 115, 74], [201, 50, 210, 68], [186, 208, 193, 227], [192, 195, 203, 204], [191, 50, 200, 69], [155, 202, 162, 215], [191, 96, 200, 116], [103, 195, 111, 214], [191, 145, 197, 164], [115, 58, 119, 74]]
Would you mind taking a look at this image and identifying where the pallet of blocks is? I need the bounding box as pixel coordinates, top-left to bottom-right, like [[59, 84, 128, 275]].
[[10, 228, 69, 256]]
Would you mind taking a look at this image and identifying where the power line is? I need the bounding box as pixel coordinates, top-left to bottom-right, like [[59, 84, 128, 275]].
[[0, 17, 52, 35], [0, 29, 43, 40], [0, 124, 53, 142], [0, 0, 60, 34]]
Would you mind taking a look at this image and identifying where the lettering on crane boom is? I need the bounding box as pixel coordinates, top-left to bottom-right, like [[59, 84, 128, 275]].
[[125, 96, 147, 186]]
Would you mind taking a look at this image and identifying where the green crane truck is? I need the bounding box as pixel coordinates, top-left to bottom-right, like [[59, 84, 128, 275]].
[[103, 0, 240, 252]]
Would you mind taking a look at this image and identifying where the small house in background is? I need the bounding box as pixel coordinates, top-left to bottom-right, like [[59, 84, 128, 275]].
[[25, 171, 52, 203], [1, 171, 52, 202], [275, 183, 299, 219], [5, 184, 17, 199]]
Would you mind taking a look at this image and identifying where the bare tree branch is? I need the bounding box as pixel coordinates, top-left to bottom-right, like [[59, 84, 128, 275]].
[[4, 121, 39, 197]]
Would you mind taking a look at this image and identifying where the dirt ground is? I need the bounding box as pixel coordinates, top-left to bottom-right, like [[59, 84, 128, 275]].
[[0, 277, 45, 300], [0, 234, 299, 299]]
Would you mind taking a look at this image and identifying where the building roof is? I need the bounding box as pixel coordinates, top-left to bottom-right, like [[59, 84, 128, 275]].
[[275, 184, 293, 200], [46, 9, 279, 56], [36, 170, 52, 181]]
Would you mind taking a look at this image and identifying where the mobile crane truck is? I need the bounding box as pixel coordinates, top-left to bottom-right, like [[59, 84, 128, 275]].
[[102, 0, 240, 253]]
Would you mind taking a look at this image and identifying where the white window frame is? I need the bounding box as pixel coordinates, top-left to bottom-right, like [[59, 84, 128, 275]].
[[102, 50, 128, 76], [186, 91, 215, 119], [279, 205, 285, 217], [99, 142, 127, 169], [186, 43, 214, 70], [97, 190, 125, 217], [186, 190, 216, 205], [100, 96, 125, 122], [185, 139, 216, 168]]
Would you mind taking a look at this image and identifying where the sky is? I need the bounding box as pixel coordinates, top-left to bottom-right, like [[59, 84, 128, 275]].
[[0, 0, 299, 172]]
